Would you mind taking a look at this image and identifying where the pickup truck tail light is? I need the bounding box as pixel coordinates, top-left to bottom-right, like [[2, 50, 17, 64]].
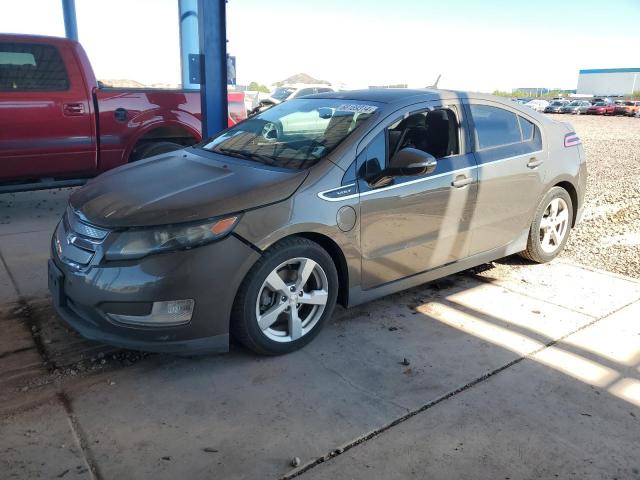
[[228, 100, 247, 125], [564, 132, 581, 147]]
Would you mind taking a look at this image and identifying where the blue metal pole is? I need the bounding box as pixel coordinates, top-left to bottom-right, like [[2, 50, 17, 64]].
[[61, 0, 78, 41], [197, 0, 228, 138]]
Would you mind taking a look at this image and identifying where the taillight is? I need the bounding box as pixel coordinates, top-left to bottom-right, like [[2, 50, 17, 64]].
[[228, 101, 247, 124], [564, 132, 581, 147]]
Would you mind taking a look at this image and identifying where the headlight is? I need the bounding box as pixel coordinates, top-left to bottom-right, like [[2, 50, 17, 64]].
[[104, 216, 240, 260]]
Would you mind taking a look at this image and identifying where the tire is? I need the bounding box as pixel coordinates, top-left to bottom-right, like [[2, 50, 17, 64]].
[[519, 187, 573, 263], [135, 141, 183, 161], [231, 237, 339, 355]]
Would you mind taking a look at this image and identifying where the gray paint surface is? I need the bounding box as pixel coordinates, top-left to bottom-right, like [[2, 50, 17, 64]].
[[51, 89, 586, 352]]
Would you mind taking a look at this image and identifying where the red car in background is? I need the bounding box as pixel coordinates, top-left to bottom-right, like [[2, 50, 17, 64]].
[[614, 100, 640, 116], [586, 101, 615, 115], [0, 34, 247, 191]]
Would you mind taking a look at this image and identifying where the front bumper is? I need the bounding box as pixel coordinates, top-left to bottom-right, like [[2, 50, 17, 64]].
[[49, 233, 260, 355]]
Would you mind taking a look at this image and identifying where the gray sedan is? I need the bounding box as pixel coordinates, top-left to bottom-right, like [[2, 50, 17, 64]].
[[49, 89, 587, 355], [560, 100, 592, 114]]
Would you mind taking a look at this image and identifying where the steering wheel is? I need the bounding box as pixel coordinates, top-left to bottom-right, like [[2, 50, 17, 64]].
[[261, 122, 280, 141]]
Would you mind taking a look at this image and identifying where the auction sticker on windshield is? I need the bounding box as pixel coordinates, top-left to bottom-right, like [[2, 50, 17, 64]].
[[336, 104, 378, 114]]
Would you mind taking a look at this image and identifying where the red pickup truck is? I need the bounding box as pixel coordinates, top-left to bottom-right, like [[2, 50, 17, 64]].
[[0, 34, 246, 191]]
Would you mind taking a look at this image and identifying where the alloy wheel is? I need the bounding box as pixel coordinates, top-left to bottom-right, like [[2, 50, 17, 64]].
[[255, 257, 329, 343], [539, 197, 570, 253]]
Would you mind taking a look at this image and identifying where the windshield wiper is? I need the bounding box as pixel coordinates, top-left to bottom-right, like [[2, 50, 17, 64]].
[[217, 148, 277, 165]]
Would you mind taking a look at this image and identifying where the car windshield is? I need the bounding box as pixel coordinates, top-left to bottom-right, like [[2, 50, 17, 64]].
[[568, 101, 580, 106], [594, 102, 605, 106], [271, 87, 296, 101], [202, 98, 379, 169], [551, 101, 564, 106]]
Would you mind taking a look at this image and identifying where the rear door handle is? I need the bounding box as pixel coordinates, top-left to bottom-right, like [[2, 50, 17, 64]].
[[451, 175, 473, 188], [63, 103, 85, 116], [527, 157, 543, 168]]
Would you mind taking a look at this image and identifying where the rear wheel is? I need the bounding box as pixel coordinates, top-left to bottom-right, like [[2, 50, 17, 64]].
[[519, 187, 573, 263], [231, 237, 338, 355]]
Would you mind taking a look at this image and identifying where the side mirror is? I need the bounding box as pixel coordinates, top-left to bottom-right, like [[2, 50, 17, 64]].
[[318, 107, 334, 119], [388, 148, 437, 176], [260, 99, 276, 107]]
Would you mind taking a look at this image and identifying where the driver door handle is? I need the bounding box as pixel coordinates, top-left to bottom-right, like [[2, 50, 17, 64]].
[[527, 157, 544, 168], [451, 175, 473, 188]]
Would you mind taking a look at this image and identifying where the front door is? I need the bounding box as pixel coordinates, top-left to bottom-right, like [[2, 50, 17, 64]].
[[358, 102, 478, 290]]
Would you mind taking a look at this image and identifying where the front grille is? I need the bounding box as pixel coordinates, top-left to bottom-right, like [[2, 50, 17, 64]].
[[66, 206, 109, 240], [55, 208, 110, 268]]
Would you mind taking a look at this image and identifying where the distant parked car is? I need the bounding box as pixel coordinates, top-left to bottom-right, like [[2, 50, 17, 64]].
[[587, 101, 615, 115], [268, 84, 336, 104], [614, 101, 640, 116], [560, 100, 592, 115], [525, 99, 550, 112], [249, 84, 336, 117], [544, 100, 570, 113]]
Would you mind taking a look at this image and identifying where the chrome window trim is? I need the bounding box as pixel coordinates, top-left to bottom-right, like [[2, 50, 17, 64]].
[[317, 150, 544, 202]]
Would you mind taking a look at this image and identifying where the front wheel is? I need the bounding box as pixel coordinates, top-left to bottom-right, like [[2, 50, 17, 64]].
[[519, 187, 573, 263], [231, 237, 338, 355]]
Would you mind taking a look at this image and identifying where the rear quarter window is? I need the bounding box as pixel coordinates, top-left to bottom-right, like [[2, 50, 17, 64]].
[[0, 42, 69, 91]]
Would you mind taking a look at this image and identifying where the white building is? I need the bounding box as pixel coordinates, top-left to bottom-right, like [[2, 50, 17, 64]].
[[577, 68, 640, 96]]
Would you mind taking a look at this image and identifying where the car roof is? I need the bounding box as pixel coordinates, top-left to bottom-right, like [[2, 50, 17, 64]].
[[309, 88, 504, 105]]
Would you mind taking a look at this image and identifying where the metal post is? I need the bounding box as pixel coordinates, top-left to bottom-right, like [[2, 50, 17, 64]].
[[197, 0, 228, 138], [178, 0, 199, 90], [61, 0, 78, 41]]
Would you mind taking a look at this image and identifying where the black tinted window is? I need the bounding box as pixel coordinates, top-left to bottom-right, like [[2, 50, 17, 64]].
[[470, 105, 521, 149], [0, 43, 69, 91]]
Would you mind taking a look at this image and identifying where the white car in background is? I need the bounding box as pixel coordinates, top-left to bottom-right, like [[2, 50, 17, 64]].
[[268, 84, 336, 104], [525, 99, 550, 112], [250, 84, 337, 116]]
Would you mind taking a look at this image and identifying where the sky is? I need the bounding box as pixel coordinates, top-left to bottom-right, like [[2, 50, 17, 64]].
[[1, 0, 639, 92]]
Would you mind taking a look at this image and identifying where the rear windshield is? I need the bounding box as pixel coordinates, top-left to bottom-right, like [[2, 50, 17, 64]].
[[202, 98, 379, 169]]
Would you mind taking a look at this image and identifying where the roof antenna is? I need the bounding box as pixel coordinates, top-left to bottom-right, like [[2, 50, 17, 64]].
[[427, 74, 441, 89]]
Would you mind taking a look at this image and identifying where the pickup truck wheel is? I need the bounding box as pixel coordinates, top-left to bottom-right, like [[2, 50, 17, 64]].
[[135, 141, 183, 161]]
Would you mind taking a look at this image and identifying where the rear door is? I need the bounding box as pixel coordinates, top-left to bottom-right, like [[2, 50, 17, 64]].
[[358, 101, 478, 289], [464, 101, 546, 255], [0, 40, 96, 181]]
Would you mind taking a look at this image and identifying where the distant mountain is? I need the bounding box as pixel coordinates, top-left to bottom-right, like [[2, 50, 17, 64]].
[[274, 73, 330, 86]]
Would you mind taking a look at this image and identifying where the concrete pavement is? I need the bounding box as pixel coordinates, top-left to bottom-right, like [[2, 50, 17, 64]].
[[1, 189, 639, 479]]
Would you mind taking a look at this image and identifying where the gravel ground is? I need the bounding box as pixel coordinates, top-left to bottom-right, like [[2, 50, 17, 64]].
[[554, 114, 640, 278]]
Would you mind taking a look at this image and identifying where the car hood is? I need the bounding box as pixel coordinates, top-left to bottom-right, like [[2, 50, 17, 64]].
[[70, 148, 307, 228]]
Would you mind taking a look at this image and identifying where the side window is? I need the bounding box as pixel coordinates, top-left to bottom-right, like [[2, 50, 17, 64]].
[[470, 105, 521, 149], [316, 87, 332, 93], [0, 42, 69, 91], [357, 130, 386, 178], [387, 108, 459, 161]]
